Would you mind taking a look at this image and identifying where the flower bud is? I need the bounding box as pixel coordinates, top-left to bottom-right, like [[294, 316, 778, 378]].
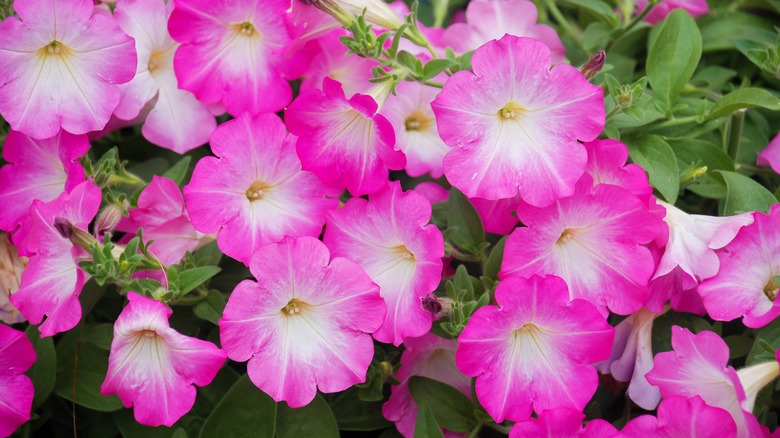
[[301, 0, 403, 31], [737, 358, 780, 411], [580, 50, 605, 80], [54, 217, 98, 251], [95, 204, 125, 241]]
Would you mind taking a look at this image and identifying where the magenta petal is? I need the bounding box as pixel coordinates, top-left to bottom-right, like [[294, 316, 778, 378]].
[[0, 324, 36, 437]]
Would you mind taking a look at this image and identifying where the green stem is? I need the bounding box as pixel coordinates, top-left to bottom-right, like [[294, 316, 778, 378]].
[[445, 243, 483, 262], [467, 423, 483, 438], [422, 80, 444, 88], [682, 84, 723, 101], [727, 110, 746, 162], [107, 171, 146, 188], [735, 164, 778, 175], [543, 0, 584, 49], [622, 115, 701, 134], [605, 2, 656, 52], [605, 105, 624, 121]]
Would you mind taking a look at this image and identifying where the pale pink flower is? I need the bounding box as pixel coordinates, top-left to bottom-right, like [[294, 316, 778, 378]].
[[184, 113, 338, 265], [622, 396, 738, 437], [0, 235, 27, 324], [382, 333, 470, 437], [113, 0, 216, 153], [509, 409, 619, 438], [382, 80, 450, 178], [431, 35, 604, 205], [456, 275, 614, 422], [220, 237, 385, 407], [0, 324, 36, 437], [0, 130, 89, 232], [300, 30, 377, 97], [441, 0, 566, 62], [635, 0, 709, 24], [117, 176, 209, 266], [699, 205, 780, 328], [501, 184, 662, 315], [286, 78, 404, 196], [324, 182, 444, 345], [101, 292, 226, 427], [757, 132, 780, 174], [11, 180, 101, 337], [168, 0, 293, 115], [0, 0, 136, 139]]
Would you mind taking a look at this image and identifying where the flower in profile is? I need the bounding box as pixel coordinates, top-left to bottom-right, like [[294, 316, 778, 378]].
[[757, 131, 780, 174], [286, 78, 404, 196], [11, 180, 102, 337], [635, 0, 709, 24], [431, 35, 604, 205], [168, 0, 294, 116], [501, 184, 662, 315], [0, 324, 36, 437], [382, 333, 470, 437], [456, 275, 614, 422], [0, 130, 89, 232], [324, 182, 443, 345], [576, 139, 652, 201], [101, 292, 226, 427], [302, 0, 404, 31], [698, 205, 780, 328], [113, 0, 216, 153], [736, 350, 780, 413], [300, 30, 378, 97], [510, 408, 619, 438], [0, 234, 27, 324], [622, 396, 737, 437], [184, 113, 338, 265], [220, 236, 386, 407], [0, 0, 136, 139]]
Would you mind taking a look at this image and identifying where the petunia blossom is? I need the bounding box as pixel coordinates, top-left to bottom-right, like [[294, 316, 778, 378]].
[[324, 182, 444, 345], [470, 195, 520, 235], [11, 180, 101, 337], [0, 0, 136, 139], [286, 78, 404, 196], [456, 275, 614, 423], [736, 350, 780, 412], [0, 324, 36, 437], [635, 0, 709, 24], [0, 129, 89, 232], [299, 30, 377, 97], [382, 333, 470, 438], [184, 113, 338, 265], [0, 235, 27, 324], [220, 236, 386, 408], [576, 139, 653, 202], [101, 292, 226, 427], [113, 0, 216, 153], [431, 35, 604, 205], [622, 396, 737, 438], [501, 184, 662, 315], [168, 0, 293, 115], [757, 131, 780, 174], [698, 205, 780, 328], [509, 408, 619, 438]]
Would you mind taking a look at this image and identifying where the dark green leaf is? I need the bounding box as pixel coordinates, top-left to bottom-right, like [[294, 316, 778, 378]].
[[25, 325, 56, 408], [199, 374, 276, 438], [668, 139, 734, 171], [724, 335, 754, 359], [705, 88, 780, 120], [162, 156, 192, 186], [483, 236, 507, 280], [193, 290, 227, 325], [747, 321, 780, 365], [415, 403, 445, 438], [716, 171, 777, 215], [112, 409, 178, 438], [81, 323, 114, 350], [178, 266, 221, 296], [447, 189, 484, 252], [422, 59, 456, 80], [276, 395, 339, 438], [55, 329, 123, 411], [408, 376, 475, 433], [328, 388, 391, 431], [626, 135, 680, 203]]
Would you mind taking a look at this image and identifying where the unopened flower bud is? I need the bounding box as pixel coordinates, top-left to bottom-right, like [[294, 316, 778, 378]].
[[54, 217, 98, 251], [95, 204, 125, 240], [379, 360, 394, 378], [580, 50, 605, 80], [421, 295, 452, 319], [301, 0, 403, 31]]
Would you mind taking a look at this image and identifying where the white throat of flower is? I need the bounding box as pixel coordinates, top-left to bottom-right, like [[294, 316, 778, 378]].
[[737, 360, 780, 412]]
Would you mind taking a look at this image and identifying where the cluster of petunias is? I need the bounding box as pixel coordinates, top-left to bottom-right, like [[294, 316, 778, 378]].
[[1, 0, 779, 436]]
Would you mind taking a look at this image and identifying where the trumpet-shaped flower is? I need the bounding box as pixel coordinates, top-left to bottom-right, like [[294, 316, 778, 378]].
[[456, 275, 614, 422], [286, 78, 404, 196], [113, 0, 216, 153], [0, 130, 88, 232], [168, 0, 293, 115], [698, 205, 780, 328], [324, 182, 444, 345], [509, 409, 619, 438], [622, 396, 737, 438], [184, 113, 338, 265], [577, 139, 652, 201], [0, 0, 136, 139], [220, 236, 386, 407], [757, 132, 780, 174], [501, 184, 662, 315], [736, 350, 780, 412], [11, 180, 101, 337], [431, 35, 604, 205], [0, 235, 27, 324], [100, 292, 226, 427], [300, 30, 377, 97], [0, 324, 36, 437], [382, 333, 470, 437]]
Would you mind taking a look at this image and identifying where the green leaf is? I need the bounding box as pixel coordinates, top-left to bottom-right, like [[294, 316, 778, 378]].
[[667, 139, 734, 171], [559, 0, 619, 25], [705, 88, 780, 120], [113, 409, 178, 438], [193, 289, 227, 325], [415, 403, 445, 438], [447, 188, 484, 253], [81, 323, 114, 350], [646, 9, 702, 114], [422, 59, 456, 80], [277, 395, 339, 438], [724, 335, 753, 359], [25, 325, 56, 408], [199, 374, 276, 438], [482, 236, 507, 280], [328, 388, 391, 431], [626, 135, 680, 203], [716, 171, 777, 215], [747, 321, 780, 365], [408, 376, 476, 433], [162, 156, 192, 186], [178, 266, 221, 296]]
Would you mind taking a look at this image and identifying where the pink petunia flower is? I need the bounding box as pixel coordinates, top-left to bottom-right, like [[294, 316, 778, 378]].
[[622, 396, 737, 437], [382, 333, 470, 438], [286, 78, 404, 196], [0, 0, 136, 139], [501, 184, 662, 315], [440, 0, 566, 62], [635, 0, 709, 24], [0, 235, 27, 324], [100, 292, 226, 427], [470, 195, 520, 235], [431, 35, 604, 205], [184, 113, 338, 266], [0, 130, 89, 232], [576, 139, 653, 202], [11, 180, 101, 337], [509, 408, 619, 438], [220, 236, 386, 407], [113, 0, 216, 154], [168, 0, 293, 115], [117, 176, 209, 266], [456, 275, 614, 422], [757, 131, 780, 174], [698, 205, 780, 328], [0, 324, 36, 437], [737, 350, 780, 413], [299, 30, 377, 97], [324, 182, 444, 345]]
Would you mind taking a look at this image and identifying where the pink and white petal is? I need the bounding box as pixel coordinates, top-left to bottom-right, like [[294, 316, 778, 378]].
[[0, 374, 35, 437]]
